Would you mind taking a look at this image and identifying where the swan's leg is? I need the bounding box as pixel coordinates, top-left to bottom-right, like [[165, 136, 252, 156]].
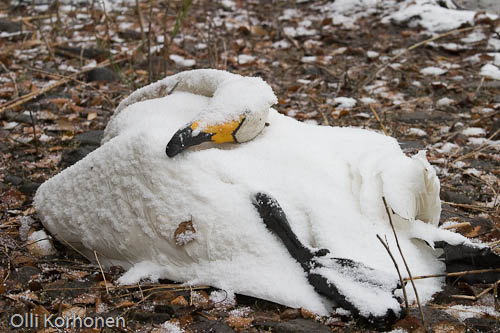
[[252, 193, 325, 271], [252, 192, 402, 327], [435, 241, 500, 284]]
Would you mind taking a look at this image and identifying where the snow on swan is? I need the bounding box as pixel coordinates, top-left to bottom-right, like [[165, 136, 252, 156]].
[[34, 69, 487, 325]]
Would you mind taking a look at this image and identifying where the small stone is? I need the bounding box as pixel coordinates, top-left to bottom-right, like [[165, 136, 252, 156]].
[[0, 19, 22, 33], [281, 308, 300, 320], [5, 174, 23, 186], [86, 67, 119, 82], [190, 316, 235, 333], [75, 130, 104, 146]]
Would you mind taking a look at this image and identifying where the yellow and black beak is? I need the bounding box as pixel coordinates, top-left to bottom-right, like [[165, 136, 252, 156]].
[[166, 117, 245, 157]]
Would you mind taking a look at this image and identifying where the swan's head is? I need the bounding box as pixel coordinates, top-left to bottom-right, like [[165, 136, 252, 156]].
[[166, 76, 277, 157]]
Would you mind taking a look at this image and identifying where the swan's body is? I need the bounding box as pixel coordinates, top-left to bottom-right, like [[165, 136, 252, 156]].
[[35, 69, 474, 318]]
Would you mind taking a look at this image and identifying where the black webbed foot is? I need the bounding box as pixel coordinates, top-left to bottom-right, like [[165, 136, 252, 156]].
[[253, 192, 404, 329], [435, 241, 500, 284]]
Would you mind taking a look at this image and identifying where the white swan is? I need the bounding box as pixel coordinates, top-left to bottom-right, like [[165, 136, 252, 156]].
[[34, 69, 481, 323]]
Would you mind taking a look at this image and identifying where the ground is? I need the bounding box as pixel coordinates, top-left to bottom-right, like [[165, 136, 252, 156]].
[[0, 0, 499, 332]]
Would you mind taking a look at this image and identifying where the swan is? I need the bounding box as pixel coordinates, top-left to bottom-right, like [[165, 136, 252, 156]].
[[34, 69, 495, 326]]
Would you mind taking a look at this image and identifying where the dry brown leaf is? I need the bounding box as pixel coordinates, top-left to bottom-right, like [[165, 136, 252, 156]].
[[174, 220, 196, 246], [115, 300, 135, 309], [300, 308, 316, 319], [48, 98, 71, 107], [1, 188, 26, 210], [73, 293, 97, 305], [465, 226, 482, 238], [226, 316, 253, 330], [171, 295, 188, 307], [62, 306, 86, 319], [87, 112, 97, 121], [56, 118, 75, 131]]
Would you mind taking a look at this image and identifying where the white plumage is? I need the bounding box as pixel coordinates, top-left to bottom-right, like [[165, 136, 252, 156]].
[[35, 69, 472, 317]]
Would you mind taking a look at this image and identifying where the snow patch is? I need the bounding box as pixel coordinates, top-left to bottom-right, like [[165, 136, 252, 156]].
[[420, 67, 447, 76], [480, 64, 500, 80]]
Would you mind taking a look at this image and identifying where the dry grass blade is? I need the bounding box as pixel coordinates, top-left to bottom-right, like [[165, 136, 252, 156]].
[[94, 250, 109, 295], [441, 222, 471, 230], [452, 279, 500, 301], [407, 268, 500, 281], [382, 197, 428, 331], [452, 128, 500, 164], [369, 104, 388, 136], [377, 234, 409, 310], [54, 233, 93, 263]]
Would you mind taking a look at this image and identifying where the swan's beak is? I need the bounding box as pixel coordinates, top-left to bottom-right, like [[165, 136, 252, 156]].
[[166, 117, 245, 157]]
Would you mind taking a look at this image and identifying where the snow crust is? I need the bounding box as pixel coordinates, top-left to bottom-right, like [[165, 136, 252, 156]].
[[382, 0, 478, 32], [333, 97, 357, 109], [445, 305, 500, 321], [480, 64, 500, 80], [420, 67, 447, 76], [35, 70, 473, 317], [462, 127, 486, 137], [169, 55, 195, 67]]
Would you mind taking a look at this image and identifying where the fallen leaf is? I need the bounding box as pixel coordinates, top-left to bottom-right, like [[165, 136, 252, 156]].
[[174, 220, 197, 246], [171, 295, 188, 306], [225, 316, 253, 330]]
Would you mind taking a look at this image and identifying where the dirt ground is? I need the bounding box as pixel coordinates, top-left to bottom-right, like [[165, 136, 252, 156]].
[[0, 0, 499, 332]]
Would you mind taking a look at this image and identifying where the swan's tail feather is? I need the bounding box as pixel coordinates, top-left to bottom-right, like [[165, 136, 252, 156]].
[[381, 150, 441, 225]]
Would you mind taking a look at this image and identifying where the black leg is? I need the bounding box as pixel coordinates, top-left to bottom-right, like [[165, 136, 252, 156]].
[[253, 192, 403, 328], [435, 241, 500, 284]]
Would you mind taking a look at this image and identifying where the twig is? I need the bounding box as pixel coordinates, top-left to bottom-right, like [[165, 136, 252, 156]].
[[147, 0, 155, 83], [138, 282, 145, 302], [162, 1, 170, 77], [442, 201, 490, 213], [382, 197, 427, 331], [28, 67, 114, 105], [377, 234, 409, 310], [53, 233, 93, 263], [2, 246, 11, 284], [361, 25, 484, 89], [473, 76, 485, 100], [441, 222, 471, 229], [407, 268, 500, 281], [369, 104, 388, 135], [0, 61, 19, 98], [452, 128, 500, 164], [451, 279, 500, 301], [94, 250, 109, 295], [28, 110, 38, 155], [36, 22, 58, 66], [135, 0, 147, 48]]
